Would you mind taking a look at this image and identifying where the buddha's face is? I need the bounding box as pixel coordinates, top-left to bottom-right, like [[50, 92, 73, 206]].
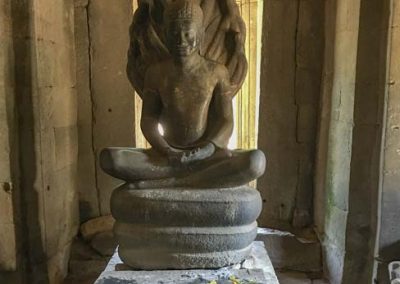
[[166, 20, 202, 57]]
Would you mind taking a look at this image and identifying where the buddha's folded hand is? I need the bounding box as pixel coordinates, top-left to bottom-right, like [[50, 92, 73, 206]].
[[180, 142, 216, 164]]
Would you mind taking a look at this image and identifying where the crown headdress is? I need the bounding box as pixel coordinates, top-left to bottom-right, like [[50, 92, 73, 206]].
[[164, 0, 203, 24]]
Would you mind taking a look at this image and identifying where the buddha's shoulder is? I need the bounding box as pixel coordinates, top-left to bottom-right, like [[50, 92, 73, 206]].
[[203, 58, 229, 78], [146, 59, 174, 76]]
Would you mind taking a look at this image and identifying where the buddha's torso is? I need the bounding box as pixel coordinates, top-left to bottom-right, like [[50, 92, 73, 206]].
[[157, 58, 219, 148]]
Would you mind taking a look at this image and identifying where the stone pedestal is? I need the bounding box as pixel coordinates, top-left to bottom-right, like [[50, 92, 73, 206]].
[[95, 241, 279, 284], [110, 184, 262, 269]]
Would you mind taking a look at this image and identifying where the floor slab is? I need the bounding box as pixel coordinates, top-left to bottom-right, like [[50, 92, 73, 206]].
[[95, 241, 279, 284]]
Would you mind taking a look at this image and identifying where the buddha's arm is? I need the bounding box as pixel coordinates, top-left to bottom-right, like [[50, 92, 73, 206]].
[[141, 65, 183, 156], [140, 90, 173, 155], [205, 87, 234, 149], [202, 65, 234, 149]]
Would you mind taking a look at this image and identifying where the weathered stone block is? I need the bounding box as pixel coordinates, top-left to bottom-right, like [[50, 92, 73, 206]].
[[74, 0, 99, 221], [90, 231, 117, 257], [53, 126, 79, 170], [69, 259, 108, 278], [0, 223, 17, 271], [277, 271, 312, 284], [70, 237, 103, 261], [80, 215, 115, 241], [297, 104, 317, 143], [295, 68, 322, 105], [256, 228, 321, 272], [88, 0, 134, 216], [39, 87, 78, 129]]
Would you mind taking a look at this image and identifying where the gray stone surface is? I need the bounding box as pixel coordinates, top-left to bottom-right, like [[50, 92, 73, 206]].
[[276, 272, 329, 284], [257, 228, 321, 272], [111, 186, 262, 227], [74, 0, 135, 223], [339, 1, 392, 283], [313, 1, 400, 283], [74, 0, 135, 221], [257, 0, 324, 229], [89, 0, 135, 216], [97, 270, 265, 284], [112, 186, 262, 269], [74, 0, 100, 222], [0, 0, 17, 272], [0, 0, 79, 282], [69, 259, 108, 279], [277, 272, 312, 284], [95, 241, 278, 284], [235, 241, 277, 281], [66, 237, 113, 283], [374, 3, 400, 283], [313, 1, 361, 283], [90, 231, 117, 257]]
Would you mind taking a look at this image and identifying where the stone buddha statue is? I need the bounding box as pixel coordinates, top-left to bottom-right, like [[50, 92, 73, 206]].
[[100, 0, 266, 270], [100, 0, 265, 189]]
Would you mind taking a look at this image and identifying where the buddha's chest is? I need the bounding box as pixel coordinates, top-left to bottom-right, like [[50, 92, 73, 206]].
[[160, 73, 216, 107]]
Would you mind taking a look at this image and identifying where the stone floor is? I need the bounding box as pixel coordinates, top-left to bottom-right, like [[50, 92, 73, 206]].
[[94, 242, 279, 284], [65, 271, 330, 284], [64, 276, 98, 284], [63, 237, 109, 284], [64, 229, 330, 283], [276, 271, 329, 284]]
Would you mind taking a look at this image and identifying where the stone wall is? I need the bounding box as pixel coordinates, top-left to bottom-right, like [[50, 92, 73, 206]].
[[74, 0, 134, 221], [314, 0, 398, 283], [30, 0, 79, 281], [0, 0, 19, 276], [375, 0, 400, 282], [314, 1, 361, 283], [0, 0, 79, 283], [74, 0, 99, 221], [258, 0, 324, 230], [343, 0, 390, 282]]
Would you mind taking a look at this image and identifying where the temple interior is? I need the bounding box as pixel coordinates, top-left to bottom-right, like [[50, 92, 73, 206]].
[[1, 0, 399, 283]]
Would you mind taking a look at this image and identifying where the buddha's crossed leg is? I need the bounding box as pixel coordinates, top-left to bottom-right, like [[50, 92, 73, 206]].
[[100, 147, 265, 188]]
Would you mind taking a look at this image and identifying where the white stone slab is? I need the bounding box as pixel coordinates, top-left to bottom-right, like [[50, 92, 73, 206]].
[[95, 241, 279, 284]]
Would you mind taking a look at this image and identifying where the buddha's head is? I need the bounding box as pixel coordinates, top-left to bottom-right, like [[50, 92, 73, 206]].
[[164, 0, 204, 57]]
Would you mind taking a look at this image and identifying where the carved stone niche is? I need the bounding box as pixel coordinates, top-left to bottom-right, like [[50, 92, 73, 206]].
[[100, 0, 266, 269]]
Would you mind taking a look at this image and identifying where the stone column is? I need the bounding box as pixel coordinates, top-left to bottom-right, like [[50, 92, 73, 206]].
[[315, 0, 396, 283], [89, 0, 134, 216], [374, 0, 400, 282], [0, 0, 79, 283], [258, 0, 324, 230], [0, 0, 19, 276], [74, 0, 100, 222], [74, 0, 134, 220], [30, 0, 79, 281], [342, 0, 391, 282], [314, 0, 361, 283]]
